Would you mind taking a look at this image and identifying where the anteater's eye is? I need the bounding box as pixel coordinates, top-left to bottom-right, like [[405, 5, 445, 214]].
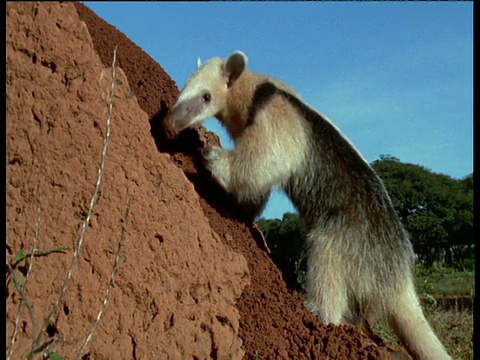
[[203, 93, 211, 103]]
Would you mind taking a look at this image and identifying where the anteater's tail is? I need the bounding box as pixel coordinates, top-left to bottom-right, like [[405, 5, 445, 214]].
[[389, 282, 451, 360]]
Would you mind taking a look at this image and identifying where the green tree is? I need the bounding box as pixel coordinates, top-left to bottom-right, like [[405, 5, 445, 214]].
[[446, 173, 474, 267], [257, 213, 306, 289], [372, 156, 474, 267], [258, 156, 473, 284]]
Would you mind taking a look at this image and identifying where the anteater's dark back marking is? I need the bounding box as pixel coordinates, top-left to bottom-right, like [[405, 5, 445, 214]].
[[247, 80, 343, 140], [246, 82, 279, 126], [249, 81, 377, 181], [247, 81, 360, 168], [247, 80, 327, 128], [247, 81, 397, 231]]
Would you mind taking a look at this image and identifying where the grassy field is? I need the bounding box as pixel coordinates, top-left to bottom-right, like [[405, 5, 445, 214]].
[[373, 267, 474, 360], [416, 266, 475, 297]]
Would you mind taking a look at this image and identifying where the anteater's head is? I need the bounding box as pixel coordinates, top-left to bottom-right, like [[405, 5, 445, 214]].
[[164, 51, 247, 137]]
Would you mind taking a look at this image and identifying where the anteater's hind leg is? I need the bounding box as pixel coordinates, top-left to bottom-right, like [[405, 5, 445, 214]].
[[304, 233, 349, 324]]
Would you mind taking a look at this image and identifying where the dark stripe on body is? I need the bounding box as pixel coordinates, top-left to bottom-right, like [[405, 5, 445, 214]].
[[246, 80, 373, 182], [246, 81, 279, 126], [248, 81, 407, 245]]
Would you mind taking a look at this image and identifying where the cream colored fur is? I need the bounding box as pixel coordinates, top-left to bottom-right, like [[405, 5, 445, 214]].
[[166, 51, 451, 360]]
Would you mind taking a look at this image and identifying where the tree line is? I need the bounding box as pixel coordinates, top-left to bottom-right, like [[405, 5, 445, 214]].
[[257, 155, 474, 288]]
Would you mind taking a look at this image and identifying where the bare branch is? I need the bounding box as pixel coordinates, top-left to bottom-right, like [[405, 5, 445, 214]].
[[75, 198, 131, 360], [34, 45, 119, 353], [7, 201, 42, 360]]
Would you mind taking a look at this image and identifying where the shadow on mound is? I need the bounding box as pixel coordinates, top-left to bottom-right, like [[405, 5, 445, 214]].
[[148, 102, 272, 252]]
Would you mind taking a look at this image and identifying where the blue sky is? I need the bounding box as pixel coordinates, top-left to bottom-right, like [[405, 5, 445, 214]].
[[84, 2, 473, 220]]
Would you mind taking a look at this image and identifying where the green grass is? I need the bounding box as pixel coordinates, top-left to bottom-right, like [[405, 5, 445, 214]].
[[425, 307, 473, 360], [373, 305, 473, 360], [373, 267, 474, 360], [416, 267, 475, 297]]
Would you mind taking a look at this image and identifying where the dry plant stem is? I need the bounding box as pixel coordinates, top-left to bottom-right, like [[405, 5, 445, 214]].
[[252, 222, 271, 255], [7, 201, 42, 360], [75, 198, 132, 360], [6, 257, 35, 360], [32, 45, 119, 354]]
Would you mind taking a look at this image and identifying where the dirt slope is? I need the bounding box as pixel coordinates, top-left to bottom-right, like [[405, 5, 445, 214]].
[[6, 2, 409, 359]]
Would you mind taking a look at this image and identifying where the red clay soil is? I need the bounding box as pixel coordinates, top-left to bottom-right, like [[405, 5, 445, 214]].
[[6, 2, 411, 359]]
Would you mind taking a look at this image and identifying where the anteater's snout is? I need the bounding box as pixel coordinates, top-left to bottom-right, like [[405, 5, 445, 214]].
[[163, 98, 202, 139], [162, 105, 183, 140]]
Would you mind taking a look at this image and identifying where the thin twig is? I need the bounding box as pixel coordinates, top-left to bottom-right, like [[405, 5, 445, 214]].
[[6, 257, 36, 360], [33, 45, 119, 354], [252, 222, 271, 255], [75, 198, 131, 360], [25, 201, 42, 339], [7, 201, 42, 360]]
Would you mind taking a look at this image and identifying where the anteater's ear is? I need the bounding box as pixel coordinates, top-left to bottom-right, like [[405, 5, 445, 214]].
[[225, 51, 248, 88]]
